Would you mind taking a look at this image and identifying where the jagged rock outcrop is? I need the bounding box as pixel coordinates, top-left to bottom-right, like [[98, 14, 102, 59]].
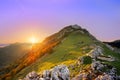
[[73, 45, 119, 80], [88, 46, 103, 59], [95, 68, 120, 80], [72, 62, 120, 80], [88, 46, 115, 61], [98, 55, 115, 62], [51, 65, 70, 80], [91, 61, 105, 73], [23, 71, 39, 80], [71, 71, 92, 80], [22, 65, 70, 80]]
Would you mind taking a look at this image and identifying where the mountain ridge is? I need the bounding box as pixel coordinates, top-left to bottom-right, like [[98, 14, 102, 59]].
[[13, 25, 100, 79], [1, 24, 97, 79], [0, 24, 120, 80]]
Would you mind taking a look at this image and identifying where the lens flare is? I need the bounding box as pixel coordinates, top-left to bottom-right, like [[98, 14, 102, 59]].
[[29, 37, 38, 44]]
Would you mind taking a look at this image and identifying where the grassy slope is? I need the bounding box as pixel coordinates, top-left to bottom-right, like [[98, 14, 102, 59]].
[[14, 31, 95, 79], [101, 45, 120, 74], [14, 31, 120, 79]]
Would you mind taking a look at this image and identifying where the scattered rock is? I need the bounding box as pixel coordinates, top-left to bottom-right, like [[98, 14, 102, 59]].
[[22, 65, 70, 80], [43, 70, 51, 80], [97, 55, 115, 62], [22, 44, 119, 80], [105, 44, 114, 51], [95, 68, 120, 80], [88, 46, 103, 59], [71, 70, 92, 80], [51, 65, 70, 80], [24, 71, 39, 80], [91, 61, 105, 72]]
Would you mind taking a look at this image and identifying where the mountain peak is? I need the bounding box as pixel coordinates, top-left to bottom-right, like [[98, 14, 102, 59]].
[[43, 24, 93, 45], [58, 24, 88, 36], [60, 24, 82, 32], [71, 24, 82, 29], [2, 24, 120, 80]]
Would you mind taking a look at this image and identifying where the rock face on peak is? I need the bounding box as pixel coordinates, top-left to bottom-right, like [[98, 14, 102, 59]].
[[59, 24, 88, 34], [71, 24, 82, 29], [61, 24, 82, 30]]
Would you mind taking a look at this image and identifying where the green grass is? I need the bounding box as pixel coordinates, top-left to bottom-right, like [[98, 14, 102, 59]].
[[99, 45, 120, 75], [14, 31, 120, 79], [14, 31, 95, 79]]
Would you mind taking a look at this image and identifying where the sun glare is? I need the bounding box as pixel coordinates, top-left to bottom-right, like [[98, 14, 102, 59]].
[[29, 37, 38, 44]]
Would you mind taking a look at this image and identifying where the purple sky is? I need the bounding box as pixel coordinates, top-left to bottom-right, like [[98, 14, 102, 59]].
[[0, 0, 120, 43]]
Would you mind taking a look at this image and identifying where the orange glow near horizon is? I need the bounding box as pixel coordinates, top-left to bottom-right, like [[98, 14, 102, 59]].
[[29, 37, 38, 44]]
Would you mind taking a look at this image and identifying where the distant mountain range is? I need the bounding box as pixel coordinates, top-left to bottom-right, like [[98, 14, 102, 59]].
[[104, 40, 120, 48], [0, 43, 32, 69], [0, 25, 120, 80], [0, 44, 9, 48]]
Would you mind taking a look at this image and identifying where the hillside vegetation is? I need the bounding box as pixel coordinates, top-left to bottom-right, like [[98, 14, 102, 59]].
[[1, 25, 120, 80], [14, 25, 100, 79]]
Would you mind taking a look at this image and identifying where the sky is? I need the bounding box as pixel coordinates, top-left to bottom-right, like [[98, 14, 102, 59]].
[[0, 0, 120, 43]]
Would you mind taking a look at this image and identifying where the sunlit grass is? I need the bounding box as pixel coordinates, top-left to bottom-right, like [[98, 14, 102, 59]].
[[14, 31, 95, 79]]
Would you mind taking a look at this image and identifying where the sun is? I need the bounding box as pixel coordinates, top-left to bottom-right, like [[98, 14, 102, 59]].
[[29, 37, 38, 44]]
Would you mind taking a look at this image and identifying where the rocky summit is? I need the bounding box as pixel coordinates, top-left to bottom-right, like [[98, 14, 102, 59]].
[[0, 25, 120, 80]]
